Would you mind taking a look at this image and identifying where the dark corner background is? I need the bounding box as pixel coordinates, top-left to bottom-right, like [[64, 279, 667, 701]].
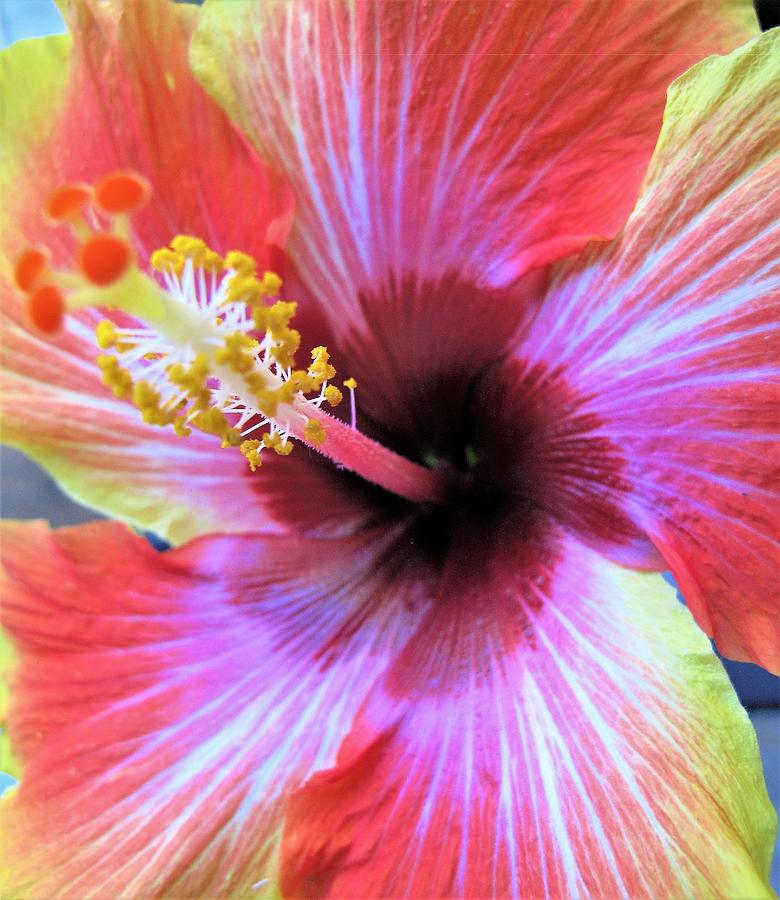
[[756, 0, 780, 29]]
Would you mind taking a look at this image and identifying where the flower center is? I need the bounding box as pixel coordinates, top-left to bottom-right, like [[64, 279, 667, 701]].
[[14, 171, 449, 506]]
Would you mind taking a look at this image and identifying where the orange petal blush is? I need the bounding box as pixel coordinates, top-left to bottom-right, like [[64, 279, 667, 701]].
[[78, 234, 132, 286], [95, 171, 152, 216], [27, 285, 65, 334], [14, 246, 50, 292], [44, 183, 93, 223]]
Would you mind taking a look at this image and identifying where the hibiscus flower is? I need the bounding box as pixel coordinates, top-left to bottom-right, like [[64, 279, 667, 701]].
[[1, 0, 778, 897]]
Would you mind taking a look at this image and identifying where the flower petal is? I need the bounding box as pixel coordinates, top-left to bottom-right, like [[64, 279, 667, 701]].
[[192, 0, 756, 336], [0, 518, 429, 898], [0, 631, 19, 780], [512, 29, 780, 670], [4, 0, 291, 261], [0, 1, 294, 543], [280, 528, 776, 898]]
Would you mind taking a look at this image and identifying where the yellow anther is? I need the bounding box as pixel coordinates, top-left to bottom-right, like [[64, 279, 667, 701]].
[[132, 380, 159, 410], [173, 416, 192, 438], [225, 250, 257, 275], [252, 300, 296, 333], [94, 320, 134, 353], [290, 374, 312, 396], [130, 380, 177, 426], [150, 247, 185, 275], [260, 271, 282, 296], [97, 354, 133, 399], [240, 438, 263, 471], [167, 362, 185, 382], [262, 432, 294, 456], [201, 250, 224, 273], [270, 380, 295, 407], [169, 353, 211, 408], [288, 370, 316, 393], [270, 329, 301, 370], [191, 354, 210, 378], [267, 301, 298, 333], [324, 385, 343, 407], [304, 418, 326, 446], [308, 345, 336, 386], [190, 407, 241, 447], [344, 377, 358, 390], [243, 383, 277, 418], [214, 332, 260, 375], [244, 371, 274, 400], [227, 274, 265, 306], [96, 319, 117, 349], [222, 431, 242, 448], [229, 275, 286, 311], [171, 235, 207, 259], [163, 236, 223, 272]]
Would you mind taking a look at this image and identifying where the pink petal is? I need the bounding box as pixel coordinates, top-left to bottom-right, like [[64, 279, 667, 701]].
[[192, 0, 756, 341], [0, 1, 301, 543], [280, 526, 775, 898], [0, 519, 429, 897], [512, 30, 780, 670]]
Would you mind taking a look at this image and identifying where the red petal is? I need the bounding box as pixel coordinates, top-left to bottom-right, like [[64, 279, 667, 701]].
[[0, 520, 428, 897], [512, 30, 780, 670], [11, 0, 291, 266], [280, 527, 775, 898], [192, 0, 755, 340]]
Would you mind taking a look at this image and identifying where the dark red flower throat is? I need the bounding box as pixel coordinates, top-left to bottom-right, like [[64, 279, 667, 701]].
[[268, 269, 659, 578]]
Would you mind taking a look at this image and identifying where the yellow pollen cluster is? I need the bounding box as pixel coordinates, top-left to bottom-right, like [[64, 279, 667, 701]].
[[240, 439, 263, 472], [150, 247, 184, 276], [324, 385, 343, 407], [175, 236, 223, 272], [96, 235, 349, 471], [304, 419, 326, 446], [262, 431, 295, 455], [97, 354, 133, 399]]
